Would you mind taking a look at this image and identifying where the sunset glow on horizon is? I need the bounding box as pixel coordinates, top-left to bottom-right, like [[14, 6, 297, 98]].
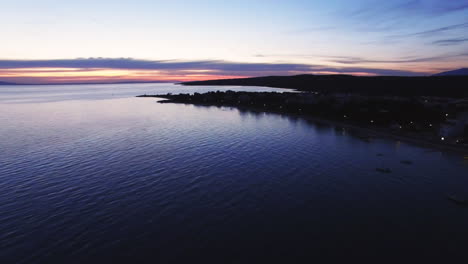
[[1, 0, 467, 83], [0, 65, 397, 84], [0, 67, 251, 84]]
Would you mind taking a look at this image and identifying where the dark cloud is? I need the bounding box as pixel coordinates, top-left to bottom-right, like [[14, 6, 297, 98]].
[[352, 0, 468, 19], [351, 0, 417, 19], [395, 22, 468, 38], [308, 67, 423, 76], [358, 20, 468, 41], [432, 38, 468, 46], [0, 58, 424, 77], [362, 22, 468, 46], [428, 1, 468, 15], [348, 0, 468, 39], [328, 54, 464, 64], [0, 58, 314, 72]]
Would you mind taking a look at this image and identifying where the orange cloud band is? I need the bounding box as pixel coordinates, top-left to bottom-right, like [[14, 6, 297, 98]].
[[0, 68, 248, 84]]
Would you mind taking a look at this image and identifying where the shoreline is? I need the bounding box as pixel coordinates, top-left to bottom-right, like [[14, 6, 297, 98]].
[[301, 115, 468, 155], [181, 74, 468, 98], [138, 94, 468, 155]]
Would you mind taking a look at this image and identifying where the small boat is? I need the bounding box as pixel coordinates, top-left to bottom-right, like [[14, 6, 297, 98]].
[[376, 168, 392, 173], [447, 195, 468, 207]]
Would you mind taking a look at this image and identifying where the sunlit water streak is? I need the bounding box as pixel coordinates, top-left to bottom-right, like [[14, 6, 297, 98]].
[[0, 83, 467, 263]]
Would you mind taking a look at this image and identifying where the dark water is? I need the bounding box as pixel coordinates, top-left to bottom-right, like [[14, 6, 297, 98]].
[[1, 83, 468, 263]]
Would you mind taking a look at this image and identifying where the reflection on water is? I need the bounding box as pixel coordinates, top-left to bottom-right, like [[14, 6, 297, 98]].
[[0, 83, 468, 263], [0, 83, 289, 104]]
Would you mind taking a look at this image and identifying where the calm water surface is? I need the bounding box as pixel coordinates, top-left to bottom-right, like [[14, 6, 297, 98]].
[[1, 83, 467, 263]]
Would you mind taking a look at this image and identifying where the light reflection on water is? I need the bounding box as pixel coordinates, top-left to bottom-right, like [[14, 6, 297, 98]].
[[0, 83, 290, 104], [0, 83, 467, 263]]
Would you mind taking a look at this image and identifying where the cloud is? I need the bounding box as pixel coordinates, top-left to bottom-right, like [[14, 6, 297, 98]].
[[395, 22, 468, 38], [0, 58, 429, 83], [427, 1, 468, 15], [307, 67, 423, 76], [327, 53, 468, 65], [254, 53, 468, 66], [346, 0, 468, 40], [352, 0, 468, 19], [432, 38, 468, 46], [0, 58, 316, 73], [362, 22, 468, 46]]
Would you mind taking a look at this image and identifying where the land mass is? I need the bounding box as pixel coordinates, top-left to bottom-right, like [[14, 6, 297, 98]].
[[182, 74, 468, 98], [0, 81, 17, 85], [434, 68, 468, 77], [138, 90, 468, 152], [146, 71, 468, 151]]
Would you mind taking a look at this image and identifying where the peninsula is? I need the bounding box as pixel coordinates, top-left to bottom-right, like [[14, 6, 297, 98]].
[[139, 73, 468, 151], [182, 74, 468, 98]]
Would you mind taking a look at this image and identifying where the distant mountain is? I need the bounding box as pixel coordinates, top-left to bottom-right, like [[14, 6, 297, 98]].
[[434, 68, 468, 76], [182, 74, 468, 98], [0, 80, 168, 85], [0, 81, 17, 85]]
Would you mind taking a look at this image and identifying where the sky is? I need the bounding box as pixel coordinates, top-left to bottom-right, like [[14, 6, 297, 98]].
[[1, 0, 468, 83]]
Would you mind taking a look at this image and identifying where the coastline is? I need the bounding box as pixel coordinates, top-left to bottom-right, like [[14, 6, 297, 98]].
[[300, 115, 468, 155], [139, 94, 468, 155], [181, 74, 468, 98]]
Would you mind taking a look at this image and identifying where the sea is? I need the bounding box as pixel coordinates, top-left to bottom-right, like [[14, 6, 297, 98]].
[[1, 83, 467, 263]]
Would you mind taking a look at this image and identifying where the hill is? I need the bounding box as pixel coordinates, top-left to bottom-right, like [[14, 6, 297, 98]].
[[0, 81, 17, 85], [434, 68, 468, 76], [182, 74, 468, 98]]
